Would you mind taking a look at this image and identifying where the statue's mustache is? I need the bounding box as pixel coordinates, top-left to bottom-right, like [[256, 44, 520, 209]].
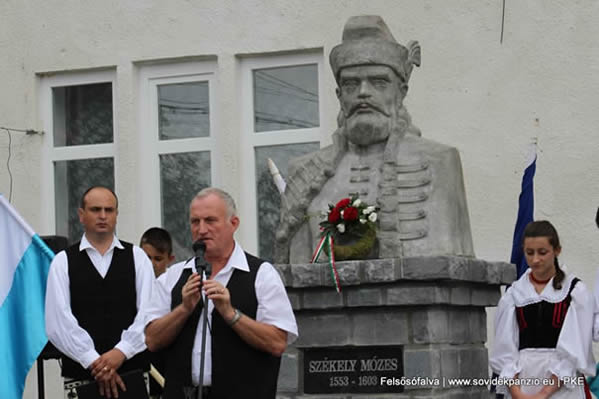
[[347, 102, 390, 118]]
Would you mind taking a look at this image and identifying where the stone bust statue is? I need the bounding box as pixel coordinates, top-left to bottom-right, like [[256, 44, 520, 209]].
[[274, 15, 474, 263]]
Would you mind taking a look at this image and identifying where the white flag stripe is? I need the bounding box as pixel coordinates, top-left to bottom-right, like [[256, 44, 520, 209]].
[[268, 158, 287, 194], [0, 195, 35, 306], [525, 142, 537, 168]]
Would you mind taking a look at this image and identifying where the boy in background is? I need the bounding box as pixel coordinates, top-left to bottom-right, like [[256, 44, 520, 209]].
[[140, 227, 175, 278], [140, 227, 175, 398]]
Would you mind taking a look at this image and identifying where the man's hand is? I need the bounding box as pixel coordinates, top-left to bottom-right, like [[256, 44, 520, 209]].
[[182, 272, 203, 313], [91, 348, 126, 379], [145, 272, 204, 351], [203, 279, 234, 320], [97, 371, 127, 399], [202, 278, 288, 356]]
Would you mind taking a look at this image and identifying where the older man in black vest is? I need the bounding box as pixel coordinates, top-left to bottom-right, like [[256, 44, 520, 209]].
[[45, 186, 154, 398], [145, 187, 297, 399]]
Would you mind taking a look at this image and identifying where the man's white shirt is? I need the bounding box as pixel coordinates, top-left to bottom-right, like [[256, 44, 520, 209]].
[[144, 241, 298, 386], [45, 234, 154, 369]]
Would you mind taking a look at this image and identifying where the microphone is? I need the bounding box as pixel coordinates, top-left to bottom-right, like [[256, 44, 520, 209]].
[[192, 240, 211, 276]]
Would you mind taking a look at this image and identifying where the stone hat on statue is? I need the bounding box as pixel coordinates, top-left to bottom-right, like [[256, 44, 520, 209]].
[[330, 15, 421, 83]]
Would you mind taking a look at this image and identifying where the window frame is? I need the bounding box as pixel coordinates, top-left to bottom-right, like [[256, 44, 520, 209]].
[[137, 60, 218, 237], [238, 51, 324, 256], [39, 69, 118, 235]]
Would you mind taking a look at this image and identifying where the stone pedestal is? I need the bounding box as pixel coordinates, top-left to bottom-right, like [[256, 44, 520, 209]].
[[275, 256, 515, 399]]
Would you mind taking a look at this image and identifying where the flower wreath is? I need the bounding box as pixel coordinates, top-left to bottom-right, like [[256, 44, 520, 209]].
[[311, 195, 379, 291]]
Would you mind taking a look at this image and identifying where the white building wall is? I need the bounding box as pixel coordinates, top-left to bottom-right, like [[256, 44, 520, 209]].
[[1, 1, 598, 397]]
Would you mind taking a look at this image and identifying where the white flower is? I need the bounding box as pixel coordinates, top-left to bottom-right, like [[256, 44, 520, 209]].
[[340, 210, 344, 218], [352, 198, 362, 207], [364, 206, 376, 215], [368, 212, 377, 223], [336, 223, 346, 233], [359, 218, 367, 224]]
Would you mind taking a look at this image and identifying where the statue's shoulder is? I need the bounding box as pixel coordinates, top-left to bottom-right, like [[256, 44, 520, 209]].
[[288, 143, 336, 176], [402, 135, 458, 155], [399, 135, 463, 174], [401, 136, 462, 168]]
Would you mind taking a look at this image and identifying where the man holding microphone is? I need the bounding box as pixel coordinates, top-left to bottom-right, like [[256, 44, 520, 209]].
[[144, 187, 297, 398]]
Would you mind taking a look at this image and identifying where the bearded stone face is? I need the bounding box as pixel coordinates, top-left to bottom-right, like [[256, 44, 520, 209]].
[[336, 64, 407, 146]]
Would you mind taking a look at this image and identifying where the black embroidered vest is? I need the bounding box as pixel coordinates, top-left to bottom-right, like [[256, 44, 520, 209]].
[[516, 278, 580, 350], [61, 241, 149, 379], [163, 253, 281, 399]]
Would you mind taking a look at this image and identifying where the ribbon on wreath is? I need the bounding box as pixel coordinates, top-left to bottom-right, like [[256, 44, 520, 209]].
[[310, 232, 342, 293]]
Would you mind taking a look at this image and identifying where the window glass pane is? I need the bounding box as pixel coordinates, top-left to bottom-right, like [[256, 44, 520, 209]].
[[54, 158, 114, 244], [158, 82, 210, 140], [52, 83, 113, 147], [160, 151, 211, 260], [253, 64, 319, 132], [255, 142, 319, 261]]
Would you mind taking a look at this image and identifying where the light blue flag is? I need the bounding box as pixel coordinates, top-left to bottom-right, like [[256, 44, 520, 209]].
[[0, 194, 54, 399], [510, 145, 536, 279]]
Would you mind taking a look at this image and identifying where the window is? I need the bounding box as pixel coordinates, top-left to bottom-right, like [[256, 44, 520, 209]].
[[138, 60, 217, 260], [239, 51, 324, 261], [40, 70, 117, 243], [253, 64, 320, 132]]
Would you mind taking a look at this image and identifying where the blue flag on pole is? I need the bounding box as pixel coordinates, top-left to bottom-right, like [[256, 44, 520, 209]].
[[510, 146, 537, 279], [0, 195, 54, 399]]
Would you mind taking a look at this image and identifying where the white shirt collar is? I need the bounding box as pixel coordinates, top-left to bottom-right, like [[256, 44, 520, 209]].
[[184, 240, 249, 274], [509, 267, 576, 305], [79, 233, 123, 253]]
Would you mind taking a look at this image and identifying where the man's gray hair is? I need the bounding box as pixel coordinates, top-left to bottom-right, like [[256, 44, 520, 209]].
[[192, 187, 237, 218]]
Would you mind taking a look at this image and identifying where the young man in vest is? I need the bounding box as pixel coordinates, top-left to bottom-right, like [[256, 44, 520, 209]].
[[139, 226, 175, 398], [144, 187, 298, 399], [140, 227, 175, 278], [45, 186, 155, 398]]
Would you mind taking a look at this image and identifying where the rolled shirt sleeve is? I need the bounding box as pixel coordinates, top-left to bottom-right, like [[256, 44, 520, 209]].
[[255, 262, 298, 343], [144, 269, 174, 327], [489, 291, 521, 383], [550, 282, 596, 383], [45, 251, 101, 369]]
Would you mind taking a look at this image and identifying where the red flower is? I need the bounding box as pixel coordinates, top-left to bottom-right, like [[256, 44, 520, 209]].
[[342, 206, 359, 221], [335, 198, 351, 209], [328, 208, 341, 223]]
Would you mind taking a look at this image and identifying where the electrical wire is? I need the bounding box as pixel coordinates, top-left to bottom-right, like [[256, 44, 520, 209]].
[[255, 70, 318, 98], [500, 0, 506, 44], [3, 128, 13, 202], [1, 126, 43, 203], [0, 126, 32, 133]]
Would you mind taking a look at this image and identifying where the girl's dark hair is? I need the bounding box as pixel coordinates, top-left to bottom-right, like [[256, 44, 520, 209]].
[[523, 220, 564, 289]]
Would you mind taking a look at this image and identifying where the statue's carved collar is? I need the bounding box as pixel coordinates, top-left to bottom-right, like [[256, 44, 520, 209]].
[[347, 140, 387, 156]]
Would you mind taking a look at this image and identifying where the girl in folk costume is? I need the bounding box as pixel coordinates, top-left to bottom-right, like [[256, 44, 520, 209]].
[[490, 221, 595, 398]]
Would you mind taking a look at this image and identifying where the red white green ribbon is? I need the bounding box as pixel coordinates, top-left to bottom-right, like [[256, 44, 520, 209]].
[[311, 232, 342, 293]]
